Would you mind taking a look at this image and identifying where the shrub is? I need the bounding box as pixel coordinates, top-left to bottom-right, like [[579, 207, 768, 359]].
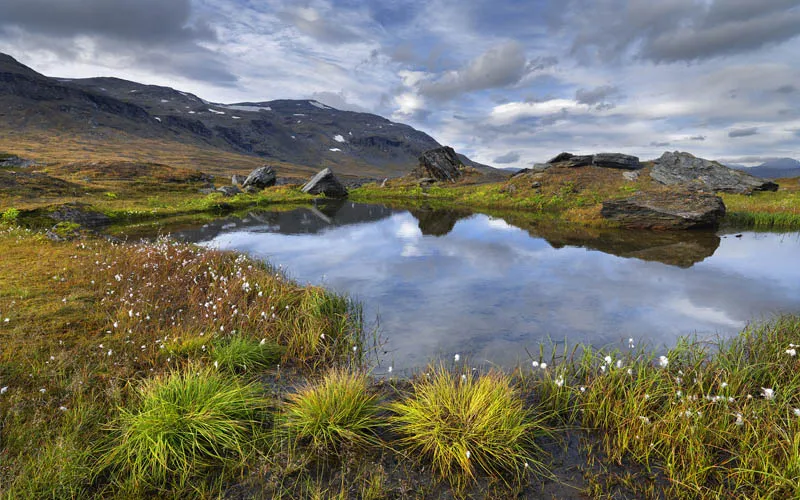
[[390, 367, 541, 491], [1, 207, 20, 224], [283, 369, 381, 453], [99, 366, 267, 491]]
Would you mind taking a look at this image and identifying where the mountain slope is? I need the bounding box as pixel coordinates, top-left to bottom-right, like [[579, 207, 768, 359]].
[[729, 158, 800, 179], [0, 53, 495, 178]]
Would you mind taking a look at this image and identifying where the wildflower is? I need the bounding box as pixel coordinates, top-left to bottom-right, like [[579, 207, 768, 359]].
[[454, 353, 460, 362], [0, 386, 7, 394], [658, 355, 668, 368], [676, 390, 682, 397], [259, 338, 266, 345], [465, 450, 471, 459], [604, 355, 612, 365], [3, 318, 8, 323], [786, 348, 797, 357], [461, 374, 467, 382], [555, 376, 564, 387], [213, 360, 219, 369], [387, 366, 393, 373], [628, 338, 634, 348], [112, 321, 118, 329], [59, 406, 68, 411], [794, 408, 800, 417], [627, 368, 633, 376], [721, 382, 728, 388], [107, 349, 113, 356], [761, 388, 774, 400], [734, 413, 744, 426], [39, 388, 46, 393], [616, 360, 623, 369], [531, 361, 539, 368], [353, 346, 358, 352], [540, 362, 547, 370], [638, 416, 651, 425], [320, 333, 325, 340], [600, 365, 606, 373]]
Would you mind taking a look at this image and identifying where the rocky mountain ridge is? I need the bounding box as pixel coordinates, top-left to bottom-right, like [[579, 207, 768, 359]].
[[0, 53, 494, 178]]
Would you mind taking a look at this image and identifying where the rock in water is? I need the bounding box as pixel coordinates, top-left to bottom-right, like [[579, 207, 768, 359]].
[[412, 146, 463, 182], [301, 168, 348, 198], [242, 166, 277, 190], [593, 153, 641, 170], [601, 192, 726, 230], [651, 151, 778, 194], [217, 185, 241, 196]]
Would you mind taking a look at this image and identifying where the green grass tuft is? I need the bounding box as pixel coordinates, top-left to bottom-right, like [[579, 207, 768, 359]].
[[99, 365, 268, 492], [212, 335, 284, 373], [390, 366, 544, 491], [283, 369, 382, 454]]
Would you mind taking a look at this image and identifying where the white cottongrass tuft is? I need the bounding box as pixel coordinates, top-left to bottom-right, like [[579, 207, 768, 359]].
[[531, 360, 539, 368], [761, 387, 774, 400], [786, 348, 797, 357], [0, 386, 7, 394], [454, 353, 460, 362], [658, 355, 669, 368]]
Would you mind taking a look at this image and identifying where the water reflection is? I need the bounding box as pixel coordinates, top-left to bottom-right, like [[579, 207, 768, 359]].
[[169, 203, 800, 372]]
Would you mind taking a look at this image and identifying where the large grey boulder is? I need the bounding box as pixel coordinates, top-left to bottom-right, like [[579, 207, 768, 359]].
[[241, 166, 277, 190], [412, 146, 463, 182], [547, 152, 594, 168], [301, 168, 348, 198], [601, 191, 726, 230], [651, 151, 778, 194]]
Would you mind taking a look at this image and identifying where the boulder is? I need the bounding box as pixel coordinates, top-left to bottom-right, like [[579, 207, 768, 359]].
[[601, 192, 726, 230], [546, 152, 593, 167], [0, 154, 35, 168], [241, 166, 277, 190], [623, 171, 639, 182], [301, 168, 348, 198], [412, 146, 463, 182], [593, 153, 641, 170], [217, 186, 241, 197], [651, 151, 778, 194], [231, 174, 244, 186]]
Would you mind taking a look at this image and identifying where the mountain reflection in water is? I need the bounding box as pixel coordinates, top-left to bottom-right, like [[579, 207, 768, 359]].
[[168, 202, 800, 372]]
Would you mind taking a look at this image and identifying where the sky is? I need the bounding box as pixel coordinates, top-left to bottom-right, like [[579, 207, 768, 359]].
[[1, 0, 799, 168]]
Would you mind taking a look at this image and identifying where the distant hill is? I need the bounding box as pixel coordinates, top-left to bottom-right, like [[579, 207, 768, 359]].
[[728, 158, 800, 179], [0, 52, 497, 178]]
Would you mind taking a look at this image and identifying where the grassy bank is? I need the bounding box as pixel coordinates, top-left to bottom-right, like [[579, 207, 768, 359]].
[[1, 223, 799, 498]]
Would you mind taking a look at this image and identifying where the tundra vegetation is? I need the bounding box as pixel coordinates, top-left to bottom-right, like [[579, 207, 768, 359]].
[[1, 155, 800, 498]]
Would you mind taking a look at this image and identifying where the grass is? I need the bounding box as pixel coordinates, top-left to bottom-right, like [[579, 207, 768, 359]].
[[282, 369, 382, 454], [212, 336, 284, 374], [99, 366, 268, 493], [390, 365, 545, 492]]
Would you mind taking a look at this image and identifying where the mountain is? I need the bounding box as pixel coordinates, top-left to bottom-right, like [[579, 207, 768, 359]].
[[728, 158, 800, 179], [0, 53, 496, 178]]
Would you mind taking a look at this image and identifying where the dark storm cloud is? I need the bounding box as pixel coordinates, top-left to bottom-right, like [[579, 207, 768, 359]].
[[0, 0, 213, 43], [562, 0, 800, 63], [729, 127, 759, 138], [493, 151, 521, 164], [0, 0, 237, 84], [575, 85, 619, 105]]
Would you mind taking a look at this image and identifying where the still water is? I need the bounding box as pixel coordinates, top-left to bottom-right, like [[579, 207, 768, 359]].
[[171, 201, 800, 372]]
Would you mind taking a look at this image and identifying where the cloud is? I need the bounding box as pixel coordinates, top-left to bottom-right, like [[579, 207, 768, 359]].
[[575, 85, 619, 106], [563, 0, 800, 63], [650, 141, 671, 147], [689, 135, 706, 141], [309, 91, 367, 112], [729, 127, 759, 138], [277, 5, 361, 45], [418, 41, 529, 100], [0, 0, 237, 84], [776, 84, 797, 94], [493, 151, 521, 164]]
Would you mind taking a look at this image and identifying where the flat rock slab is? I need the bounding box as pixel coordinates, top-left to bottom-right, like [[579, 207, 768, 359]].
[[547, 152, 641, 169], [651, 151, 778, 194], [48, 203, 111, 227], [601, 192, 726, 230], [301, 168, 348, 198]]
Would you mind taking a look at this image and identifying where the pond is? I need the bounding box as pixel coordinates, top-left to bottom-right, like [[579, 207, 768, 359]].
[[169, 201, 800, 373]]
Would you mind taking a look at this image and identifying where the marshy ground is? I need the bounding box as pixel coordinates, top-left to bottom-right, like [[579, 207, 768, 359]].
[[1, 158, 800, 498]]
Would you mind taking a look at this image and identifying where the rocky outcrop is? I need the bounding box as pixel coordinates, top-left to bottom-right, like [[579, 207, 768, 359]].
[[547, 152, 641, 169], [48, 203, 111, 228], [412, 146, 463, 182], [301, 168, 348, 198], [241, 166, 276, 190], [601, 192, 726, 230], [0, 154, 35, 168], [231, 174, 244, 186], [217, 185, 241, 196], [651, 151, 779, 194]]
